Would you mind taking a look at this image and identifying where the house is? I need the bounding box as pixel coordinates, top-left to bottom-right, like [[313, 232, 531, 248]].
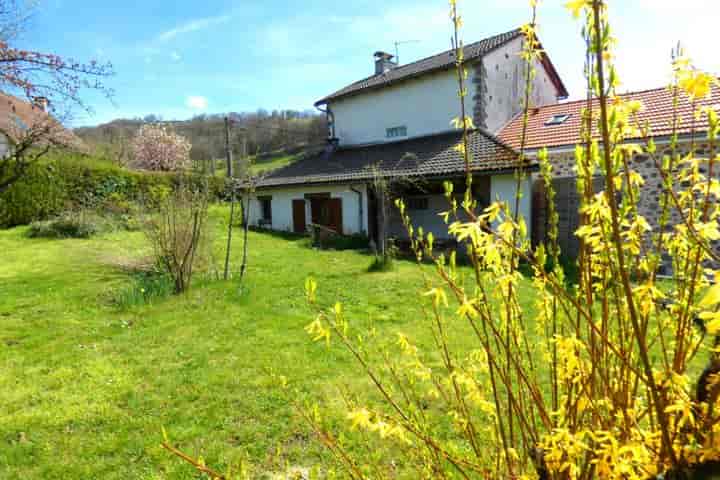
[[0, 92, 84, 156], [246, 28, 568, 244], [498, 83, 720, 257]]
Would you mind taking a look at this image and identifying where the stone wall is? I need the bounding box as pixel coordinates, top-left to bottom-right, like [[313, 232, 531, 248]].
[[532, 139, 714, 259]]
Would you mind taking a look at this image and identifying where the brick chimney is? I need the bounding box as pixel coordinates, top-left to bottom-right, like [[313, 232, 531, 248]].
[[32, 96, 49, 112], [374, 51, 397, 75]]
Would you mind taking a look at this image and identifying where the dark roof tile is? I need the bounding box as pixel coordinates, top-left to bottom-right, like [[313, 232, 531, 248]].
[[315, 29, 524, 106], [255, 129, 528, 188]]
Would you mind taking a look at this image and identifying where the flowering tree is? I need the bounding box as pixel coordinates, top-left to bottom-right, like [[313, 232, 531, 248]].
[[0, 0, 113, 193], [130, 124, 192, 172]]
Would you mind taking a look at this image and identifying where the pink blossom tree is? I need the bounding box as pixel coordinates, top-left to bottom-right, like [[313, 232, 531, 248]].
[[130, 124, 192, 172]]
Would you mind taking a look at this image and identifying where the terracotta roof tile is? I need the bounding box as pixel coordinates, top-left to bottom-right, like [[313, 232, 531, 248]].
[[256, 129, 528, 188], [0, 92, 84, 150], [498, 83, 720, 150]]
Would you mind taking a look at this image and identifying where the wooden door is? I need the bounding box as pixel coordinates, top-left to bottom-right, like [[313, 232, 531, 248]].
[[327, 198, 343, 234], [292, 199, 306, 233]]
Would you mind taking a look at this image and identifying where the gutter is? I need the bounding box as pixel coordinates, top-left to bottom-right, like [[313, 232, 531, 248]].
[[349, 186, 364, 234], [315, 103, 336, 139]]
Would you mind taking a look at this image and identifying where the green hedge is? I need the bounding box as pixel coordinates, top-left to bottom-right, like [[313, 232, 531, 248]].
[[0, 152, 226, 228]]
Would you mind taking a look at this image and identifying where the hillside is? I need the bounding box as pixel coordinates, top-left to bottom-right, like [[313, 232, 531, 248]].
[[74, 110, 327, 170]]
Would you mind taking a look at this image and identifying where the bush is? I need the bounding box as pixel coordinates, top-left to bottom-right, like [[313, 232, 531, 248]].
[[0, 152, 226, 228], [112, 271, 175, 310], [0, 162, 67, 227], [367, 254, 394, 272], [141, 181, 213, 293], [26, 211, 109, 239]]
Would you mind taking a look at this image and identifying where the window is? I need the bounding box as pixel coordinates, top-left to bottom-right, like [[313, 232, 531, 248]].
[[406, 197, 429, 211], [386, 126, 407, 138], [258, 196, 272, 224], [545, 114, 571, 126]]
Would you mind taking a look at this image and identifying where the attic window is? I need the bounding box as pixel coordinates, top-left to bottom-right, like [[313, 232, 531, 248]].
[[386, 126, 407, 138], [545, 114, 571, 126]]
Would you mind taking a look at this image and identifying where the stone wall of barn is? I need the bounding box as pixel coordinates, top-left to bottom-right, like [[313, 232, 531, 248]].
[[532, 139, 715, 260]]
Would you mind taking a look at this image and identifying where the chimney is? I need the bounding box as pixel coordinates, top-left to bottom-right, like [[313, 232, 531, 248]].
[[374, 51, 397, 75], [32, 96, 49, 112]]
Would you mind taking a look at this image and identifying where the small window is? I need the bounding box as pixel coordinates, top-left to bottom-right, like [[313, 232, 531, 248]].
[[406, 197, 429, 211], [258, 196, 272, 224], [386, 126, 407, 138], [545, 114, 571, 126]]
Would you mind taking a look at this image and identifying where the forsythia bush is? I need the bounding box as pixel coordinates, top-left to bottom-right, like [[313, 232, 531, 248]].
[[300, 1, 720, 479], [163, 1, 720, 479]]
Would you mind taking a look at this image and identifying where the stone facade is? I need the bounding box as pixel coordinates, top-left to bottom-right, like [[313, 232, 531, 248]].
[[532, 139, 715, 259]]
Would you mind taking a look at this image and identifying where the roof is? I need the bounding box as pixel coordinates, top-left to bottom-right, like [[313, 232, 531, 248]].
[[498, 82, 720, 150], [315, 29, 569, 106], [0, 92, 84, 150], [254, 129, 529, 188]]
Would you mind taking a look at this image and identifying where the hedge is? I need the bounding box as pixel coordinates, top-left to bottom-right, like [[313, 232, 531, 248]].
[[0, 152, 226, 228]]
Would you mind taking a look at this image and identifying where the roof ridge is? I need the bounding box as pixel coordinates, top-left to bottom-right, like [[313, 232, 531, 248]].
[[534, 80, 720, 111], [374, 27, 522, 79], [315, 27, 523, 106]]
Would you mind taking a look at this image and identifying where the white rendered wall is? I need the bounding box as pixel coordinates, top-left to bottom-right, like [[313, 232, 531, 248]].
[[490, 174, 532, 238], [329, 68, 468, 146], [248, 184, 368, 235], [385, 174, 532, 240]]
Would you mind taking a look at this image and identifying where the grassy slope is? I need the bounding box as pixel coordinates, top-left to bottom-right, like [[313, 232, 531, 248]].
[[250, 154, 297, 175], [209, 153, 299, 177], [0, 207, 535, 479]]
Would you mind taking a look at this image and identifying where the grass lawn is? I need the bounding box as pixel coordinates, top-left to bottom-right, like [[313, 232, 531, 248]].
[[0, 206, 537, 479]]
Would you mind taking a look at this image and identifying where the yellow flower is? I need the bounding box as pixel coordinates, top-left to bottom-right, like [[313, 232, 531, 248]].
[[679, 70, 715, 100], [565, 0, 587, 18]]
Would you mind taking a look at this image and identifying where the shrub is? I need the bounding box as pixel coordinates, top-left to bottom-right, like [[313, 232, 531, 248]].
[[112, 271, 175, 310], [366, 254, 393, 272], [26, 210, 109, 239], [0, 161, 67, 227], [141, 180, 212, 293], [0, 152, 226, 228]]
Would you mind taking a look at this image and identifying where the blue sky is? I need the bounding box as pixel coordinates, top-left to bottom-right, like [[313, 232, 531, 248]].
[[23, 0, 720, 127]]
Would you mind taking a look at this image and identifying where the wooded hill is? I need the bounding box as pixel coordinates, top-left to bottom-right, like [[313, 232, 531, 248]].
[[74, 110, 328, 168]]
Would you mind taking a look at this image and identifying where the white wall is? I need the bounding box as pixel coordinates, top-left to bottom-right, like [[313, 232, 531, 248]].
[[0, 133, 11, 158], [387, 193, 455, 239], [482, 37, 560, 133], [385, 174, 532, 240], [248, 184, 368, 235], [490, 174, 532, 238], [329, 68, 468, 146]]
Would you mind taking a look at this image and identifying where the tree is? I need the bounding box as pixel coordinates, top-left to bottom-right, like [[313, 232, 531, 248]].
[[130, 124, 192, 172], [0, 0, 113, 193]]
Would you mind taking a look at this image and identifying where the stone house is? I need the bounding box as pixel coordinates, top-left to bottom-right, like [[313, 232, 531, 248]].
[[246, 25, 718, 255], [498, 84, 720, 257], [246, 28, 568, 244]]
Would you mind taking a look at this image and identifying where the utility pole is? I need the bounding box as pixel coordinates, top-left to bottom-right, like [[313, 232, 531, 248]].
[[223, 115, 236, 280], [224, 116, 233, 178]]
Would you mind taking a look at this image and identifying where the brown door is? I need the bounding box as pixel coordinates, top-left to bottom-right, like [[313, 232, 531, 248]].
[[292, 199, 306, 233], [327, 198, 343, 234]]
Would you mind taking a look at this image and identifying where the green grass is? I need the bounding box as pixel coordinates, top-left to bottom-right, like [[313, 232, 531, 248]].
[[0, 205, 539, 479], [250, 154, 297, 175], [207, 153, 299, 177]]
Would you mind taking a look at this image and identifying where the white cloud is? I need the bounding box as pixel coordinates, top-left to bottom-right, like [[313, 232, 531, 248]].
[[171, 51, 181, 61], [158, 15, 231, 42], [186, 96, 208, 110]]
